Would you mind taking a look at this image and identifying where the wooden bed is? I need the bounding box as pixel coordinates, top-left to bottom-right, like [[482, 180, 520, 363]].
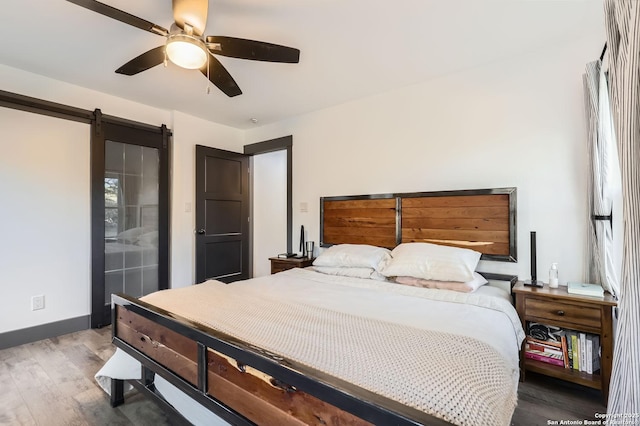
[[112, 294, 452, 425], [109, 187, 519, 426]]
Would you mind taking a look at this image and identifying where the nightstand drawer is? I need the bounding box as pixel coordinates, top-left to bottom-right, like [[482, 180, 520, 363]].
[[525, 297, 601, 328], [269, 257, 315, 274], [271, 260, 295, 274]]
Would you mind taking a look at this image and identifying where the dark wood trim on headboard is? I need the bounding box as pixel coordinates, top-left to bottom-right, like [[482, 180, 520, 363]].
[[320, 187, 517, 262]]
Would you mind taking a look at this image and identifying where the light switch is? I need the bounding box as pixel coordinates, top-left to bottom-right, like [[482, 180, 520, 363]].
[[300, 202, 308, 213], [185, 202, 192, 213]]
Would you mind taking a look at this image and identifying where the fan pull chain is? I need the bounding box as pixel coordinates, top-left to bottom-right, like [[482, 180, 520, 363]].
[[163, 47, 168, 67], [206, 56, 211, 95]]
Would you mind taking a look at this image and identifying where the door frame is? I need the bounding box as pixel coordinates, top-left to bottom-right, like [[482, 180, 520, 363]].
[[244, 135, 293, 255], [90, 109, 171, 328]]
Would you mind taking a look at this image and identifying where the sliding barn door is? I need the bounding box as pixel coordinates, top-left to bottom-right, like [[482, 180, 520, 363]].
[[195, 145, 250, 283], [91, 114, 169, 328]]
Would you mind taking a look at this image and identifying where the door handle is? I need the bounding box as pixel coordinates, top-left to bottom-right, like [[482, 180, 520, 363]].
[[197, 229, 205, 235]]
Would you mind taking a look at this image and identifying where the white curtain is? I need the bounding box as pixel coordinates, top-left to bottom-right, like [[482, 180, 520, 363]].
[[604, 0, 640, 416], [584, 60, 619, 297]]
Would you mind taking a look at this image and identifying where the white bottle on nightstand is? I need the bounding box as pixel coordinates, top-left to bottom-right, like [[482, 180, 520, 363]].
[[549, 263, 559, 288]]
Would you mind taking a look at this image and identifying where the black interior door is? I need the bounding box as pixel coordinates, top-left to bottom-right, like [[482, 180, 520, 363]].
[[195, 145, 250, 283]]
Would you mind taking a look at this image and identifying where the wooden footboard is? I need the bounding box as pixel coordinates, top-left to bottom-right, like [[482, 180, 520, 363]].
[[111, 294, 453, 426]]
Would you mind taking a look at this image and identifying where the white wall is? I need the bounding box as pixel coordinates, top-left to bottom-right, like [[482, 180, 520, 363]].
[[245, 35, 603, 285], [170, 111, 245, 288], [0, 65, 244, 333], [0, 108, 90, 333], [0, 64, 171, 128], [252, 150, 288, 277]]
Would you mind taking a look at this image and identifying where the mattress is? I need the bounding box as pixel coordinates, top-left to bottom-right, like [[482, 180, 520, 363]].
[[97, 268, 525, 425]]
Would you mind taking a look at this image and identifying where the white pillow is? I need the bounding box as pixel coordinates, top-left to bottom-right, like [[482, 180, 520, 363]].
[[137, 231, 159, 247], [380, 242, 481, 283], [313, 266, 387, 281], [117, 227, 146, 243], [393, 272, 488, 293], [312, 244, 391, 271]]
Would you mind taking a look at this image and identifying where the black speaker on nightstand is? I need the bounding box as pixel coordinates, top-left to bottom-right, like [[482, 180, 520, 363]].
[[524, 231, 544, 287]]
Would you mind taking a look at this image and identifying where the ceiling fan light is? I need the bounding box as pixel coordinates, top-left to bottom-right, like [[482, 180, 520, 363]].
[[166, 34, 207, 69]]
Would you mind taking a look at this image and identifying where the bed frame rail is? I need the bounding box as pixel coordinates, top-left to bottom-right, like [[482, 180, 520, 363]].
[[111, 294, 455, 426]]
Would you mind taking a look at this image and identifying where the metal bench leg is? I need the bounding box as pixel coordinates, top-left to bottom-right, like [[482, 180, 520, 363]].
[[110, 378, 125, 407]]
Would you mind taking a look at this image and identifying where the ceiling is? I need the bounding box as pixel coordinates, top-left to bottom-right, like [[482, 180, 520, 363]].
[[0, 0, 603, 129]]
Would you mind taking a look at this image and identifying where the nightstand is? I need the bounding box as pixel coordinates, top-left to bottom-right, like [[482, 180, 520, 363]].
[[269, 257, 315, 274], [512, 282, 617, 400]]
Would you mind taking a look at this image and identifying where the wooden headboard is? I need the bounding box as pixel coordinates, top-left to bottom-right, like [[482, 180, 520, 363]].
[[320, 187, 517, 262]]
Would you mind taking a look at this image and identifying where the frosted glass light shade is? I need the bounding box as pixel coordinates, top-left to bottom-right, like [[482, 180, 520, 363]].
[[166, 35, 207, 69]]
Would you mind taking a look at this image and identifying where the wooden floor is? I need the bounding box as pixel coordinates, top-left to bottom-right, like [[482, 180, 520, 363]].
[[0, 327, 606, 426]]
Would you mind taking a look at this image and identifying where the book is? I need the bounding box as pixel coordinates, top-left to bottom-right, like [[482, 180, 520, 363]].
[[526, 336, 562, 349], [579, 333, 586, 372], [567, 282, 604, 297], [592, 334, 602, 373], [566, 332, 573, 369], [586, 337, 593, 374], [526, 348, 563, 360], [561, 335, 569, 369], [527, 323, 563, 344], [525, 342, 564, 357], [571, 333, 580, 371], [277, 252, 297, 258], [586, 334, 601, 374], [525, 351, 564, 367]]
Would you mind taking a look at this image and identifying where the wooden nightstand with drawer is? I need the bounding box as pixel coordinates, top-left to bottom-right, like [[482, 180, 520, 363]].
[[512, 282, 617, 400], [269, 257, 315, 274]]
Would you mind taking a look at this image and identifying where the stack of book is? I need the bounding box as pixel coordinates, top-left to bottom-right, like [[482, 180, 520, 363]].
[[565, 330, 601, 374], [525, 323, 601, 374], [524, 337, 564, 367]]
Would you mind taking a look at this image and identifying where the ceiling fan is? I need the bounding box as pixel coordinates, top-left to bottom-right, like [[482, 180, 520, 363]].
[[66, 0, 300, 97]]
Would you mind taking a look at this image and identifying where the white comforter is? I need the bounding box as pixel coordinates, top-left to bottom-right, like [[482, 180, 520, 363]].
[[99, 268, 525, 426]]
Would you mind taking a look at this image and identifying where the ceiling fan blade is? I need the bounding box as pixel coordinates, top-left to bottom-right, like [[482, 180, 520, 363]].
[[200, 53, 242, 97], [205, 36, 300, 63], [66, 0, 168, 36], [116, 46, 165, 76], [172, 0, 208, 36]]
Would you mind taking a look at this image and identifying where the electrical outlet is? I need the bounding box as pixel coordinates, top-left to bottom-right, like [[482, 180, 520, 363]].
[[31, 295, 45, 311]]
